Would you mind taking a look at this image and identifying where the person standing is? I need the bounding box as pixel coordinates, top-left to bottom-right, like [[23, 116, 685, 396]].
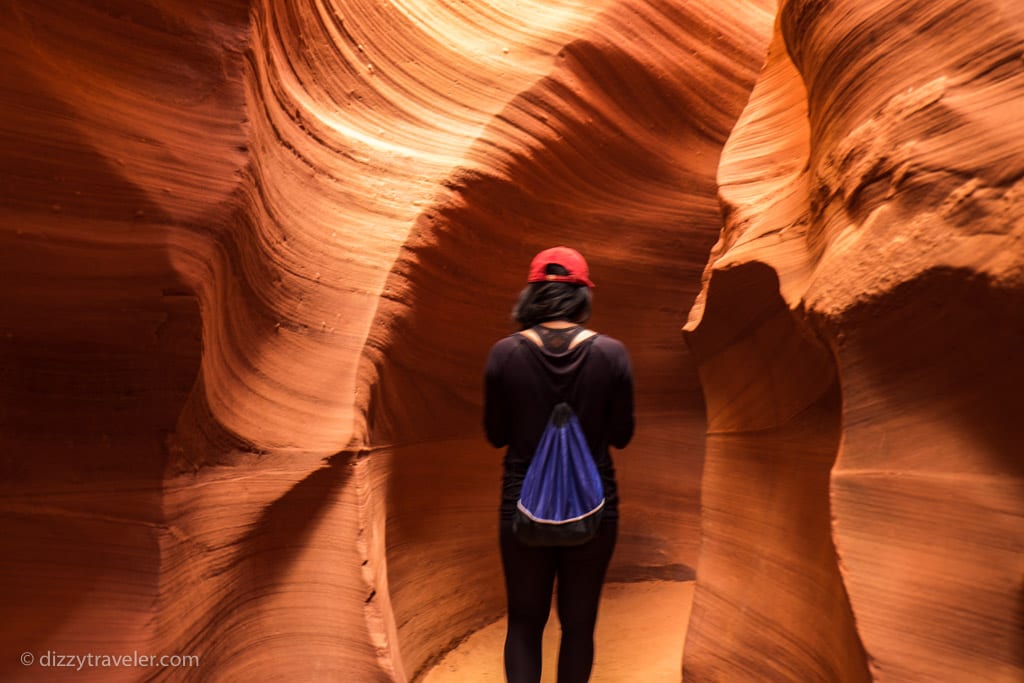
[[483, 246, 635, 683]]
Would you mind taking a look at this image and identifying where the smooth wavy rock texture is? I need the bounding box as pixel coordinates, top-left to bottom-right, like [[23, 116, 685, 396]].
[[1, 0, 1021, 682], [683, 0, 1024, 681]]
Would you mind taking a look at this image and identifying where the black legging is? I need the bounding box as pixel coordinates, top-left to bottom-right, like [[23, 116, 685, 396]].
[[499, 517, 618, 683]]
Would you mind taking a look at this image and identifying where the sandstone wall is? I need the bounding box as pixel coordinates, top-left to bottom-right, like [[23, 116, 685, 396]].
[[0, 2, 248, 680], [1, 0, 769, 680], [683, 0, 1024, 680], [1, 0, 1021, 681]]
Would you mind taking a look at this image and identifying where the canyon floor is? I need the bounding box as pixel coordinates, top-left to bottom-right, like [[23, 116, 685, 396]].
[[423, 580, 695, 682]]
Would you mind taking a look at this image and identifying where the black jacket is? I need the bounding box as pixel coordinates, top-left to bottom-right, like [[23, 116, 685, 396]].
[[484, 332, 635, 520]]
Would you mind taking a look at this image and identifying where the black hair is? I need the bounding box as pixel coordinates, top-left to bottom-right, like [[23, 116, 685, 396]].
[[512, 264, 592, 329]]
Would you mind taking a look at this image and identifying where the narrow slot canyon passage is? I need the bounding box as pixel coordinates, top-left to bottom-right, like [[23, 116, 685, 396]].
[[1, 0, 1022, 681], [351, 4, 776, 676], [358, 39, 738, 673], [422, 581, 696, 682]]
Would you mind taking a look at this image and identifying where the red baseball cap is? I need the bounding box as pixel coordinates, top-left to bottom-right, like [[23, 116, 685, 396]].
[[527, 246, 595, 288]]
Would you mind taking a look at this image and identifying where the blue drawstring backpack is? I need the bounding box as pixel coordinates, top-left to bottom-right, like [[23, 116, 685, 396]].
[[513, 401, 605, 546]]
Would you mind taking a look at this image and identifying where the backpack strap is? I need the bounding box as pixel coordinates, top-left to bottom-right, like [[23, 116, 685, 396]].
[[571, 329, 597, 348], [520, 327, 596, 350], [517, 328, 598, 405]]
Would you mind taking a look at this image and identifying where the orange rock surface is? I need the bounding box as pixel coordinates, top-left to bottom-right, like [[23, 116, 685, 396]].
[[0, 1, 1020, 682], [683, 0, 1024, 680]]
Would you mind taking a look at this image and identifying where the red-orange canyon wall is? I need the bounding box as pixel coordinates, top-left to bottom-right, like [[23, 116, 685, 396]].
[[0, 1, 1020, 682]]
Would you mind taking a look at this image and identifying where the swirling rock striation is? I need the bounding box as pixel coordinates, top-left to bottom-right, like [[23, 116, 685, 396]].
[[1, 0, 769, 680], [684, 0, 1024, 680], [349, 0, 774, 675], [3, 0, 1020, 681], [0, 2, 248, 680]]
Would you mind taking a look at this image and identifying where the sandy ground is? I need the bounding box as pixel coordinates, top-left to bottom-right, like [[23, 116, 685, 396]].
[[422, 581, 694, 682]]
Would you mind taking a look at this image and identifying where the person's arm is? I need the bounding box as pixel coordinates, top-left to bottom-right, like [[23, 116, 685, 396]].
[[483, 344, 508, 447], [609, 345, 635, 449]]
